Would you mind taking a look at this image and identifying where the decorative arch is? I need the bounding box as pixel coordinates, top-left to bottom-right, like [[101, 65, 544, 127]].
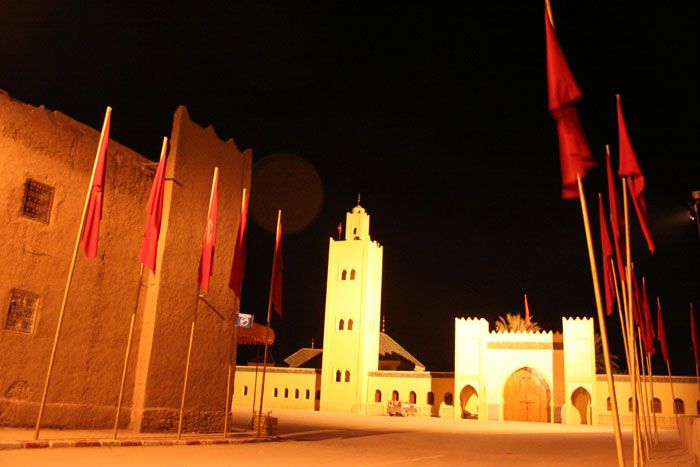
[[350, 269, 356, 280], [392, 390, 399, 401], [344, 370, 351, 382], [409, 391, 416, 404], [335, 370, 341, 382], [459, 385, 478, 419], [503, 367, 551, 422], [674, 398, 685, 414], [651, 397, 662, 413], [341, 270, 347, 280], [347, 319, 353, 330], [375, 390, 382, 403], [339, 319, 345, 331], [570, 387, 591, 424]]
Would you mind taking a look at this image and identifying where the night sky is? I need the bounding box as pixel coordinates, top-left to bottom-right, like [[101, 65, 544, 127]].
[[2, 2, 698, 374]]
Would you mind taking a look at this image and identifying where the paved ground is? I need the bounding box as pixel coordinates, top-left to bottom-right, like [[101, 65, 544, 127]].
[[1, 408, 696, 466]]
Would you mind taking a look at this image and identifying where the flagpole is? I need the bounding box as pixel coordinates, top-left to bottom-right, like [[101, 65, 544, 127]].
[[637, 331, 651, 459], [34, 106, 112, 440], [622, 177, 641, 467], [609, 257, 630, 367], [250, 342, 261, 427], [177, 290, 200, 440], [224, 187, 247, 438], [113, 263, 144, 438], [666, 361, 680, 433], [223, 297, 238, 438], [576, 175, 625, 467], [646, 353, 658, 445], [257, 209, 281, 437]]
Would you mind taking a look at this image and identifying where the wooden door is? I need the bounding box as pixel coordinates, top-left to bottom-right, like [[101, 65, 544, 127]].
[[503, 368, 549, 422]]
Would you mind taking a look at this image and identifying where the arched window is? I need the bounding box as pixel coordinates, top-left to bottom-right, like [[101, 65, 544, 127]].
[[284, 388, 289, 398], [444, 392, 453, 406], [348, 319, 353, 330], [674, 398, 685, 414], [375, 390, 382, 403], [606, 397, 611, 411], [274, 388, 279, 398], [345, 370, 351, 382], [409, 391, 416, 404], [350, 269, 356, 280], [427, 392, 435, 406], [305, 389, 310, 399], [295, 389, 300, 399], [652, 397, 662, 413], [243, 385, 248, 396], [392, 390, 399, 401], [339, 319, 345, 331], [341, 270, 347, 280], [335, 370, 341, 382]]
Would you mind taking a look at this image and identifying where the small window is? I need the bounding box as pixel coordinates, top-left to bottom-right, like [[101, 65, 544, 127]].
[[243, 385, 248, 396], [274, 388, 279, 397], [306, 389, 310, 399], [628, 397, 633, 412], [350, 269, 356, 280], [651, 398, 662, 414], [606, 397, 611, 411], [674, 398, 685, 414], [335, 370, 341, 382], [344, 370, 350, 382], [375, 390, 382, 403], [444, 392, 453, 406], [341, 270, 347, 280], [339, 319, 345, 331], [284, 388, 289, 398], [5, 289, 39, 334], [22, 179, 55, 224], [295, 389, 299, 399], [392, 390, 399, 402], [315, 389, 321, 400], [427, 392, 435, 406], [409, 391, 416, 404], [347, 319, 353, 330]]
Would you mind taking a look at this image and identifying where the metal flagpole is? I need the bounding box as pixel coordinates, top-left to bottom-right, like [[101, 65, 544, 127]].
[[576, 175, 625, 467], [113, 263, 145, 438], [647, 353, 658, 445], [34, 106, 112, 440], [637, 331, 651, 460], [250, 343, 261, 428], [257, 210, 281, 437], [666, 361, 680, 433], [223, 297, 239, 437], [177, 289, 200, 440]]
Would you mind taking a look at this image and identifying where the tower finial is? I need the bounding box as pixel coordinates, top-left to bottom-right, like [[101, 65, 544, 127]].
[[311, 337, 315, 349], [381, 315, 385, 333], [357, 193, 361, 206]]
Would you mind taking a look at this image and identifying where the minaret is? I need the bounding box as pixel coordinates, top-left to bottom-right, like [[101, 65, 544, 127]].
[[320, 199, 383, 412]]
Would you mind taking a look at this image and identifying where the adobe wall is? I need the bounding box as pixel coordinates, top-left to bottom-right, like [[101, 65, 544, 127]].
[[0, 91, 153, 428], [130, 106, 252, 432], [231, 366, 320, 413]]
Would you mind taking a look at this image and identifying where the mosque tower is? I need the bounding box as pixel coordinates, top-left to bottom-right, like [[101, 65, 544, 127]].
[[320, 198, 383, 412]]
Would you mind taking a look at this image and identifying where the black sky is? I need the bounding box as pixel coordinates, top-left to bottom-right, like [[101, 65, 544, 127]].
[[1, 2, 698, 374]]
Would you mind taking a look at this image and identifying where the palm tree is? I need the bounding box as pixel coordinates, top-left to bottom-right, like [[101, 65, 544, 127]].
[[595, 332, 621, 374], [494, 313, 542, 332]]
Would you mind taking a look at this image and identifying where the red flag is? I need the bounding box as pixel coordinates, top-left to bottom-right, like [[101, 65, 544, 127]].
[[605, 149, 627, 287], [545, 8, 595, 199], [81, 107, 112, 259], [617, 94, 655, 254], [198, 168, 219, 293], [139, 137, 168, 273], [270, 214, 283, 316], [691, 303, 699, 368], [598, 194, 616, 316], [656, 297, 669, 364], [630, 271, 642, 327], [524, 294, 531, 326], [228, 188, 249, 299]]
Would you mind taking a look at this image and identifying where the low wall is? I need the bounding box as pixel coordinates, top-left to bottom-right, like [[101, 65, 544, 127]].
[[679, 415, 700, 465]]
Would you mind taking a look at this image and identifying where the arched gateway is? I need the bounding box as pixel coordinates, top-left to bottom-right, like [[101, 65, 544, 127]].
[[503, 367, 550, 422]]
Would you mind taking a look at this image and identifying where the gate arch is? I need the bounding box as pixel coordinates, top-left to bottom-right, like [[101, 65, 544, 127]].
[[503, 367, 551, 422], [570, 386, 591, 424], [459, 385, 478, 419]]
